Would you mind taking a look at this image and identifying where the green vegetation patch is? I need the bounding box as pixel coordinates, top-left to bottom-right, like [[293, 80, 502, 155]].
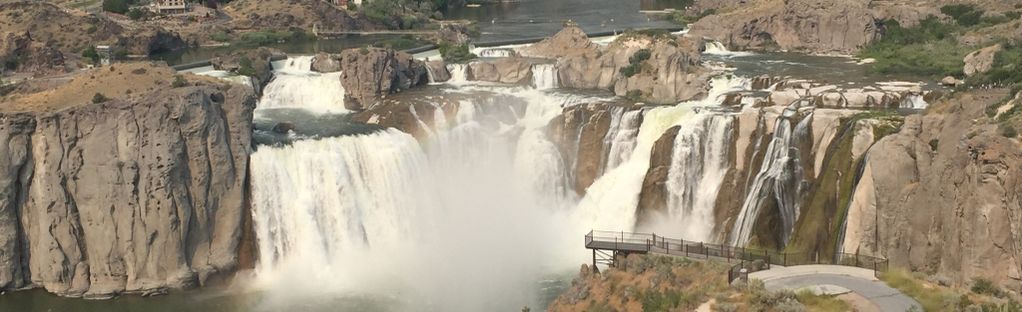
[[881, 269, 1022, 312], [858, 17, 972, 78], [619, 48, 652, 78], [235, 30, 311, 47], [438, 43, 476, 63]]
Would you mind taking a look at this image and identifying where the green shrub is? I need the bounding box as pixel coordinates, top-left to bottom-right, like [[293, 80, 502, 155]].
[[619, 49, 651, 77], [209, 31, 231, 43], [929, 139, 939, 151], [171, 75, 187, 88], [438, 43, 476, 63], [1001, 124, 1018, 138], [858, 17, 970, 77], [102, 0, 130, 14], [968, 43, 1022, 90], [92, 93, 110, 103], [126, 7, 145, 20], [237, 57, 257, 76], [82, 46, 100, 64], [941, 4, 984, 26], [971, 278, 1004, 297], [86, 24, 98, 34]]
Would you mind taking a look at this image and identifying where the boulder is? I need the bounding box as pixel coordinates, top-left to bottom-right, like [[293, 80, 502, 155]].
[[467, 57, 533, 85], [211, 47, 278, 87], [940, 76, 962, 87], [339, 47, 429, 111], [311, 52, 341, 73], [519, 25, 598, 58], [425, 60, 451, 83], [963, 44, 1002, 77]]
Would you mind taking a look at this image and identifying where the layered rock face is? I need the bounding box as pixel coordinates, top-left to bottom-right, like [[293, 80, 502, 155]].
[[689, 0, 880, 54], [0, 67, 256, 298], [339, 48, 429, 111], [842, 91, 1022, 292], [964, 44, 1002, 77]]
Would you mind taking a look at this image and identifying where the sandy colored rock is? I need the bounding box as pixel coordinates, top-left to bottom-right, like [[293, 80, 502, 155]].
[[0, 64, 255, 297], [963, 44, 1002, 77], [467, 57, 534, 85], [311, 52, 341, 73], [519, 25, 598, 59], [339, 47, 429, 111]]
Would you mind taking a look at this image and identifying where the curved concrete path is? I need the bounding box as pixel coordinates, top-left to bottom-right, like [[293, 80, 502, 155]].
[[749, 265, 921, 312]]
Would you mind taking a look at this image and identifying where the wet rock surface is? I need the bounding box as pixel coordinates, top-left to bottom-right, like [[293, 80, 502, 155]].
[[339, 47, 429, 111]]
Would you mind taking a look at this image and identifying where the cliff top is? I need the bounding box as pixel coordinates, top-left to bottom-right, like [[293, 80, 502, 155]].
[[0, 63, 223, 113]]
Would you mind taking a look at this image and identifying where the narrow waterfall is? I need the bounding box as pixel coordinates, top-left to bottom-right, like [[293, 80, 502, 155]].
[[703, 41, 755, 57], [900, 94, 928, 109], [446, 63, 469, 84], [660, 114, 734, 242], [531, 63, 558, 90], [730, 105, 813, 247], [601, 109, 643, 173], [259, 56, 347, 113], [479, 48, 515, 58]]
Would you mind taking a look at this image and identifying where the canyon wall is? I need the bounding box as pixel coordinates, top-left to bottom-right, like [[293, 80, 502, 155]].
[[0, 70, 255, 298]]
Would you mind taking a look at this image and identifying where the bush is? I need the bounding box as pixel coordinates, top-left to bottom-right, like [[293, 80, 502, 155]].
[[92, 93, 110, 103], [858, 17, 971, 77], [1000, 124, 1018, 138], [929, 139, 939, 151], [968, 43, 1022, 89], [971, 278, 1004, 297], [209, 31, 231, 43], [438, 43, 476, 63], [82, 47, 100, 64], [941, 4, 983, 26], [171, 75, 187, 88], [237, 57, 257, 76], [619, 49, 651, 77], [127, 7, 145, 20], [102, 0, 131, 14]]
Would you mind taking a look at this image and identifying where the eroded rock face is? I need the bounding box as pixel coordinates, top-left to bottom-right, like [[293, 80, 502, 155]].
[[468, 57, 534, 85], [339, 48, 428, 111], [311, 52, 341, 73], [689, 0, 879, 54], [964, 44, 1002, 77], [0, 31, 65, 75], [0, 81, 256, 298], [211, 47, 279, 87], [519, 24, 598, 58], [636, 126, 681, 224], [425, 60, 451, 83], [843, 91, 1022, 292], [542, 27, 709, 104]]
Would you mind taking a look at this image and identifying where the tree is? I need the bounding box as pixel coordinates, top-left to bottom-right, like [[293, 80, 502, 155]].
[[92, 93, 110, 104], [82, 46, 100, 64], [102, 0, 130, 14]]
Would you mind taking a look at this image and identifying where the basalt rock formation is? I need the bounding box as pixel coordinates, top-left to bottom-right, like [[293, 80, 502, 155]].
[[310, 52, 341, 73], [842, 90, 1022, 293], [0, 64, 256, 298], [467, 57, 534, 85], [339, 47, 429, 111], [689, 0, 880, 54]]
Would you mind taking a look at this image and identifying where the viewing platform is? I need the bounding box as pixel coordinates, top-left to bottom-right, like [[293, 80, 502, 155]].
[[584, 230, 888, 282]]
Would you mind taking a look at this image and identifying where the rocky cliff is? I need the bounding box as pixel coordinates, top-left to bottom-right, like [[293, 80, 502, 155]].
[[339, 48, 429, 111], [689, 0, 880, 54], [842, 90, 1022, 293], [0, 64, 255, 298]]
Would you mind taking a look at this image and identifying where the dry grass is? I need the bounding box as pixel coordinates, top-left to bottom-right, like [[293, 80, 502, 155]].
[[0, 62, 218, 113]]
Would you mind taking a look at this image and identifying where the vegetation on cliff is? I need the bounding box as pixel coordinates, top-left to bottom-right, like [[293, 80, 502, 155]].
[[881, 269, 1021, 311]]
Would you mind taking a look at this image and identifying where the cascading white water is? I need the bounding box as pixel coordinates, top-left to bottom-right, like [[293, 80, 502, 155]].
[[259, 56, 348, 114], [446, 63, 469, 84], [531, 64, 558, 90], [479, 48, 516, 58], [602, 109, 643, 173], [729, 104, 812, 246], [900, 94, 928, 109], [703, 41, 755, 57], [658, 114, 735, 242]]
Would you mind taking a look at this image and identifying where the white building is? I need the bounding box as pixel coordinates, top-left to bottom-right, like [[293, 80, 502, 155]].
[[154, 0, 189, 14]]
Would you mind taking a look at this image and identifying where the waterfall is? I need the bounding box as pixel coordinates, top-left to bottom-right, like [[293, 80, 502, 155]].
[[446, 63, 469, 84], [479, 48, 515, 58], [426, 65, 436, 84], [259, 56, 347, 114], [703, 41, 755, 57], [600, 108, 642, 174], [900, 93, 928, 109], [531, 63, 558, 90], [730, 105, 812, 247], [661, 114, 735, 242]]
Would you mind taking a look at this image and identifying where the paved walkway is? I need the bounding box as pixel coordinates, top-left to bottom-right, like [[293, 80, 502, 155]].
[[750, 265, 920, 312]]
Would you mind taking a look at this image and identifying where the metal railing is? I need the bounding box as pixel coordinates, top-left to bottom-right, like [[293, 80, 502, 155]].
[[585, 230, 889, 282]]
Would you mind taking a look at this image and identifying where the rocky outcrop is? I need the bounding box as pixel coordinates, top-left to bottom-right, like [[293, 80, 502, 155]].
[[519, 24, 598, 59], [425, 60, 451, 83], [467, 58, 534, 85], [223, 0, 373, 31], [636, 126, 681, 224], [689, 0, 879, 54], [0, 32, 65, 75], [311, 52, 341, 73], [842, 90, 1022, 293], [0, 67, 256, 298], [339, 47, 429, 111], [964, 44, 1002, 77], [537, 27, 710, 104], [211, 47, 278, 87]]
